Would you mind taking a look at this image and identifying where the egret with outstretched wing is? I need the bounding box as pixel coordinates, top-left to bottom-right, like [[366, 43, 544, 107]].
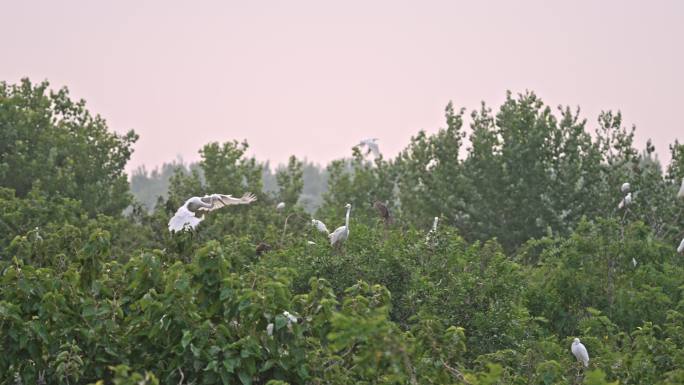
[[358, 138, 380, 158], [168, 192, 257, 232]]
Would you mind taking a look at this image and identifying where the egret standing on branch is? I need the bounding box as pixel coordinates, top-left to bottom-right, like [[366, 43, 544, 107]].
[[618, 192, 632, 209], [571, 338, 589, 368], [168, 193, 257, 232], [276, 202, 286, 212], [311, 219, 330, 235], [621, 182, 630, 194], [330, 203, 352, 247]]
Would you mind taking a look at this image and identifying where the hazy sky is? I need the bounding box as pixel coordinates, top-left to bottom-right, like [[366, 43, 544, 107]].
[[2, 1, 682, 172]]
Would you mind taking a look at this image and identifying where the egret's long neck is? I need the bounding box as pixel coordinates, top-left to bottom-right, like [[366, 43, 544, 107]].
[[433, 218, 438, 232], [345, 206, 351, 229]]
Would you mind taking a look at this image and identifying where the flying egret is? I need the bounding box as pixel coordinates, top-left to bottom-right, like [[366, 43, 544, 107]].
[[358, 138, 380, 158], [678, 238, 684, 254], [618, 192, 632, 209], [329, 203, 352, 247], [374, 201, 391, 225], [571, 338, 589, 367], [276, 202, 286, 211], [621, 182, 630, 193], [311, 219, 330, 235], [168, 192, 257, 232], [678, 177, 684, 199]]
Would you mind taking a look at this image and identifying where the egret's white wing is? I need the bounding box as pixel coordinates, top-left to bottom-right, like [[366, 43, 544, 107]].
[[199, 192, 257, 211], [571, 342, 589, 367], [168, 206, 203, 232], [312, 219, 330, 235], [329, 226, 348, 246], [367, 142, 380, 158]]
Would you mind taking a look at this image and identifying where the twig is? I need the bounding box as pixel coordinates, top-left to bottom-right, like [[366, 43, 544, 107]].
[[441, 359, 471, 385]]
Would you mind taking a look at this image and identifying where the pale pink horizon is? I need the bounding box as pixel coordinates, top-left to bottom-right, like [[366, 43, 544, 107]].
[[2, 1, 682, 173]]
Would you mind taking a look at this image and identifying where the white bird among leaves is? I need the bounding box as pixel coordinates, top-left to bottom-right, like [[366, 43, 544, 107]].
[[621, 182, 630, 193], [311, 219, 330, 235], [168, 193, 257, 232], [678, 238, 684, 254], [329, 203, 352, 247], [678, 177, 684, 199], [571, 338, 589, 368], [618, 192, 632, 209], [358, 138, 380, 158], [276, 202, 286, 211]]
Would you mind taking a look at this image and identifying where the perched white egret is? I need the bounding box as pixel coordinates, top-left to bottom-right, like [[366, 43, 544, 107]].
[[571, 338, 589, 367], [632, 257, 638, 267], [432, 217, 439, 233], [621, 182, 630, 193], [276, 202, 286, 211], [329, 203, 352, 247], [358, 138, 380, 158], [678, 238, 684, 254], [426, 217, 439, 243], [168, 192, 257, 232], [266, 323, 274, 336], [618, 192, 632, 209], [283, 311, 298, 324], [678, 177, 684, 199], [311, 219, 330, 235]]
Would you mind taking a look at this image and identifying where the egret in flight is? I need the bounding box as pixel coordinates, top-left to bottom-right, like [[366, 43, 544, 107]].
[[168, 193, 256, 232], [329, 203, 352, 247], [358, 138, 380, 158], [571, 338, 589, 368]]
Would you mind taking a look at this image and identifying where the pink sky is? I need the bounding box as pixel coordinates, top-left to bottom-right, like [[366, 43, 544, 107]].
[[1, 1, 682, 173]]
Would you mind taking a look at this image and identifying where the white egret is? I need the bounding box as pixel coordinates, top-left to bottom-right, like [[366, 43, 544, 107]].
[[329, 203, 352, 247], [276, 202, 286, 211], [621, 182, 630, 193], [632, 257, 638, 267], [432, 217, 439, 233], [307, 241, 317, 245], [266, 323, 274, 336], [168, 193, 257, 232], [618, 192, 632, 209], [678, 238, 684, 254], [311, 219, 330, 235], [358, 138, 380, 158], [571, 338, 589, 367], [678, 177, 684, 199], [426, 216, 439, 243]]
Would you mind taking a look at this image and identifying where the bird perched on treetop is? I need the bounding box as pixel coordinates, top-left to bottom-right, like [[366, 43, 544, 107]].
[[618, 192, 632, 209], [329, 203, 352, 247], [571, 338, 589, 368], [311, 219, 329, 235], [373, 201, 392, 225], [276, 202, 286, 212], [168, 193, 257, 232]]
